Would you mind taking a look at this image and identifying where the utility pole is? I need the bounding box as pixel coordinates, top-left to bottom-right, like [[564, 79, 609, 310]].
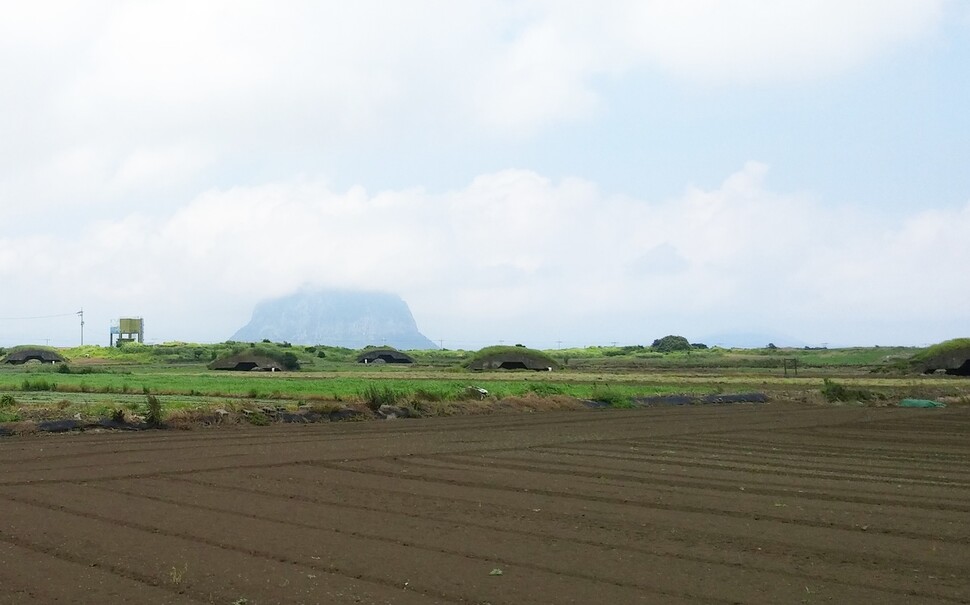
[[77, 308, 84, 346]]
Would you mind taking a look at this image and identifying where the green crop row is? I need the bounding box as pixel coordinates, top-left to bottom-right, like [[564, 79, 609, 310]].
[[0, 371, 703, 404]]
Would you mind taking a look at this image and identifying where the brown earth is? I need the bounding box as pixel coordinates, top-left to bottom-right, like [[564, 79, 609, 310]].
[[0, 403, 968, 604]]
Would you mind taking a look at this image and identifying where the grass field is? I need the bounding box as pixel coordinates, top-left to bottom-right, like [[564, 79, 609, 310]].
[[0, 342, 967, 427]]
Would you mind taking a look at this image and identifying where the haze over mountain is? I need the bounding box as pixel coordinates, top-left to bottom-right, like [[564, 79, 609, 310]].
[[231, 289, 437, 350]]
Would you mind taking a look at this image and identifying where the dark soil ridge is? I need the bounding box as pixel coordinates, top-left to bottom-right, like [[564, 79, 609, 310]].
[[630, 392, 768, 406], [0, 394, 767, 437], [0, 406, 377, 437]]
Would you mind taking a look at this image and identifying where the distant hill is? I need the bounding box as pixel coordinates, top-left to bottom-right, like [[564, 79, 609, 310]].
[[231, 289, 437, 350]]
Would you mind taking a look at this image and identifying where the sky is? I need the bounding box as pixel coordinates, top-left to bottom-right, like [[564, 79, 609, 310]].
[[1, 0, 969, 349]]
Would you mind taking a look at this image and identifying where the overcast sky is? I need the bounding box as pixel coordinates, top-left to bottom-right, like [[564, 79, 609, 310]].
[[1, 1, 968, 349]]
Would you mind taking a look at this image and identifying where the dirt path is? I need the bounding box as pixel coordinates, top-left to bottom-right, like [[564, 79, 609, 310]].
[[1, 404, 968, 604]]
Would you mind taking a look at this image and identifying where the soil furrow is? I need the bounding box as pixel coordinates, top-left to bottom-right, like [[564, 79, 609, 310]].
[[146, 472, 968, 602], [316, 459, 970, 543], [0, 492, 450, 604], [536, 442, 970, 479], [1, 404, 967, 604], [395, 454, 970, 516]]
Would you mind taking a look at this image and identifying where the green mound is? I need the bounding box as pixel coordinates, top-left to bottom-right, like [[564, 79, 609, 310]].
[[466, 346, 560, 371], [913, 338, 970, 376], [356, 347, 414, 364], [1, 346, 68, 365], [209, 345, 300, 371]]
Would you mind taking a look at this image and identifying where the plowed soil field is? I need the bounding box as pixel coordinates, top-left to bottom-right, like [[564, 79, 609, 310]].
[[1, 403, 968, 604]]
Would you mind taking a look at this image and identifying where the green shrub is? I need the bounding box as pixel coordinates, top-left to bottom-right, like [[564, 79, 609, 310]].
[[413, 387, 447, 402], [145, 395, 164, 427], [821, 379, 846, 401], [119, 341, 147, 353], [91, 404, 114, 418], [590, 387, 632, 407], [280, 352, 300, 370], [360, 384, 401, 411], [821, 379, 872, 403], [21, 378, 55, 392], [602, 393, 633, 408], [604, 345, 646, 357], [527, 383, 567, 396], [652, 335, 692, 353], [55, 363, 96, 375], [245, 411, 270, 426], [0, 394, 15, 407]]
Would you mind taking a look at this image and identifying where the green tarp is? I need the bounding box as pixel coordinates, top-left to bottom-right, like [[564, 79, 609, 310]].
[[899, 399, 946, 408]]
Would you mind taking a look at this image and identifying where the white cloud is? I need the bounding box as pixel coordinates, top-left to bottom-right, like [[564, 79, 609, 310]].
[[107, 145, 214, 193], [470, 15, 602, 132], [617, 0, 946, 83], [0, 0, 948, 174], [1, 163, 966, 347], [0, 2, 963, 347]]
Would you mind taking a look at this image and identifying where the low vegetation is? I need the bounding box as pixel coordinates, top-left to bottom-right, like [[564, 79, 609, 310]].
[[21, 378, 56, 392], [820, 379, 875, 403], [0, 339, 966, 429], [360, 384, 401, 411], [144, 395, 164, 427], [913, 338, 970, 361]]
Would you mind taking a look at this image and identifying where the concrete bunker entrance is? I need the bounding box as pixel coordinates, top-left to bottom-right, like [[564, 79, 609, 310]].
[[946, 359, 970, 376]]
